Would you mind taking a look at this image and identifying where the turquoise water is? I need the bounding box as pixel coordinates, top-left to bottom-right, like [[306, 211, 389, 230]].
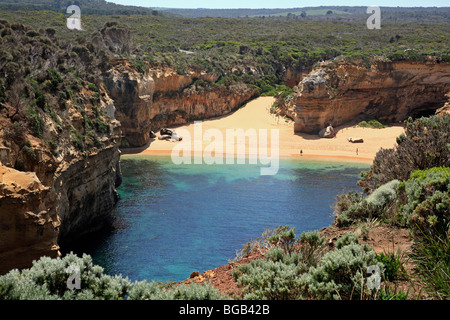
[[86, 155, 369, 283]]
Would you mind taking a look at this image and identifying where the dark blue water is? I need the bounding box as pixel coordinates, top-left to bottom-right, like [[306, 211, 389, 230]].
[[86, 155, 368, 283]]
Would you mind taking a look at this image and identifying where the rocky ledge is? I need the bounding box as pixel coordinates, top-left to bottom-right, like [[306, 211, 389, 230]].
[[103, 61, 259, 148], [0, 85, 122, 274], [285, 60, 450, 134]]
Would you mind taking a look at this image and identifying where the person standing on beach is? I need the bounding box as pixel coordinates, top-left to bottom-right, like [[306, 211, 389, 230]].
[[356, 148, 358, 155], [300, 149, 303, 156]]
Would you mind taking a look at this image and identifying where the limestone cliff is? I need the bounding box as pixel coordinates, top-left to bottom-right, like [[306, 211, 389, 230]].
[[0, 85, 122, 274], [102, 59, 155, 147], [0, 165, 60, 273], [287, 60, 450, 133], [150, 80, 258, 131], [103, 62, 259, 147]]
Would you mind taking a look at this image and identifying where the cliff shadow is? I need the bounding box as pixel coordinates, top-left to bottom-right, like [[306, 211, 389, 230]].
[[294, 131, 323, 141], [120, 138, 155, 155]]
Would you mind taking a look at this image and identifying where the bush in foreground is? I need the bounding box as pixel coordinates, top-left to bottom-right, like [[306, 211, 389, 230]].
[[232, 231, 385, 300], [0, 253, 227, 300], [409, 229, 450, 300], [358, 115, 450, 194], [400, 167, 450, 239]]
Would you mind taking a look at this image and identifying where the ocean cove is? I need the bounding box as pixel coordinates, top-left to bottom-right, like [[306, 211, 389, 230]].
[[83, 155, 369, 283]]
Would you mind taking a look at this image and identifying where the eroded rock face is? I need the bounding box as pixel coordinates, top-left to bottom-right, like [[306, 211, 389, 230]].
[[0, 85, 122, 274], [103, 63, 155, 147], [103, 63, 259, 147], [0, 165, 60, 274], [150, 82, 259, 131], [288, 61, 450, 133], [436, 92, 450, 116], [54, 145, 121, 248]]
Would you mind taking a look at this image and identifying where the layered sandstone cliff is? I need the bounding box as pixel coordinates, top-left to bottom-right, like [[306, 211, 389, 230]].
[[103, 62, 259, 147], [287, 60, 450, 133], [0, 165, 60, 273], [0, 85, 122, 274]]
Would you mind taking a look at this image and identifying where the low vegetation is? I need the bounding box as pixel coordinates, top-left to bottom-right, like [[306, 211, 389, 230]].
[[0, 253, 228, 300], [0, 19, 117, 166], [1, 6, 449, 94], [357, 119, 387, 129]]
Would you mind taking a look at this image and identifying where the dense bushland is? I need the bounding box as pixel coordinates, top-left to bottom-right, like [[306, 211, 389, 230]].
[[232, 229, 389, 300], [0, 19, 122, 167], [1, 8, 449, 94], [0, 229, 388, 300]]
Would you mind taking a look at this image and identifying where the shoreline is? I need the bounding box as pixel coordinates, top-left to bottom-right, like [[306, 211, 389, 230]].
[[120, 96, 403, 166], [121, 148, 374, 164]]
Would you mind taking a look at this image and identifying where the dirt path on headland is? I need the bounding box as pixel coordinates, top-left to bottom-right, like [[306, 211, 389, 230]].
[[123, 96, 405, 163]]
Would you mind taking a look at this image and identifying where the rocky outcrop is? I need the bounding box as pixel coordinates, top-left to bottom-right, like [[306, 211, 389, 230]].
[[104, 62, 259, 147], [318, 124, 335, 138], [288, 60, 450, 133], [150, 81, 258, 131], [54, 145, 122, 248], [0, 165, 60, 274], [436, 92, 450, 116], [103, 60, 155, 147], [0, 85, 122, 274]]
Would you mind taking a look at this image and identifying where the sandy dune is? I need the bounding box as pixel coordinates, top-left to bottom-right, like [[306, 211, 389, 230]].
[[126, 97, 405, 163]]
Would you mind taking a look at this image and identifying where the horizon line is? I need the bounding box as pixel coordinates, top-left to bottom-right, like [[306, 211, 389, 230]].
[[150, 6, 450, 9]]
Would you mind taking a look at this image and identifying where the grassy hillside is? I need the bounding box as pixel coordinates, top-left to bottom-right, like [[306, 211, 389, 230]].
[[1, 9, 449, 81], [0, 0, 173, 16]]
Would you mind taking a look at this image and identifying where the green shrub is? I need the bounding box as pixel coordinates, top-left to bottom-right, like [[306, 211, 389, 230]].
[[365, 179, 400, 207], [32, 84, 46, 109], [21, 140, 36, 160], [48, 68, 62, 91], [127, 281, 227, 300], [358, 115, 450, 193], [335, 233, 359, 249], [300, 243, 384, 300], [0, 253, 131, 300], [232, 249, 307, 300], [409, 229, 450, 299], [334, 180, 400, 226], [268, 225, 296, 253], [26, 106, 44, 137], [299, 230, 325, 267], [333, 191, 365, 226], [379, 283, 418, 300], [170, 282, 228, 300], [358, 119, 386, 129], [71, 126, 84, 151], [375, 247, 408, 282], [401, 167, 450, 239], [87, 82, 98, 92], [92, 106, 110, 134], [0, 254, 229, 300]]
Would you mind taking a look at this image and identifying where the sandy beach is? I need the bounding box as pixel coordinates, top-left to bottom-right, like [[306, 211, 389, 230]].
[[123, 97, 405, 163]]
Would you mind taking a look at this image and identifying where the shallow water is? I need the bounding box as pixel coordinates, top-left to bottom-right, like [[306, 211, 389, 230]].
[[84, 155, 369, 283]]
